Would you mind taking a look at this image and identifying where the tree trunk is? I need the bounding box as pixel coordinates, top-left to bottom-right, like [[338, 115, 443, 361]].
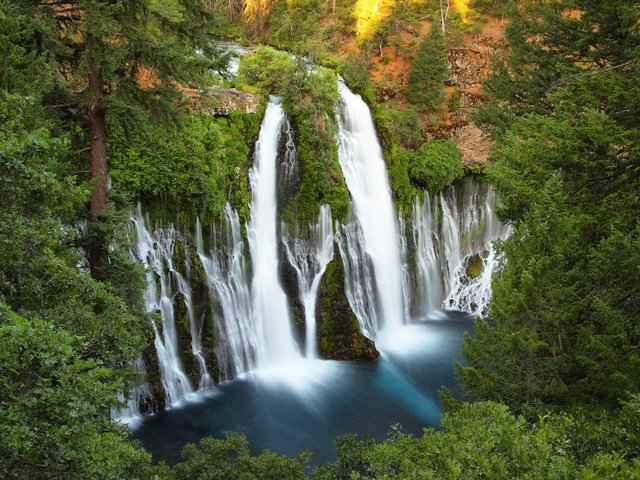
[[87, 61, 109, 279]]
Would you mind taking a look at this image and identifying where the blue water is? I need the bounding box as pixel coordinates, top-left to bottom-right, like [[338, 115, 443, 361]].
[[134, 311, 472, 465]]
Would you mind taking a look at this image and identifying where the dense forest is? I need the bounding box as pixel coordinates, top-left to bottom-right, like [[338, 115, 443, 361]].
[[1, 0, 639, 478]]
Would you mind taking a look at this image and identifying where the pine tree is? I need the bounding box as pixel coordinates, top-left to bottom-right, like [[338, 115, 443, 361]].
[[15, 0, 227, 277], [405, 22, 448, 112]]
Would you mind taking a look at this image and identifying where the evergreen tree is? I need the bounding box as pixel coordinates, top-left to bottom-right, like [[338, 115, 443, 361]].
[[405, 22, 448, 112], [461, 0, 640, 407], [7, 0, 227, 277]]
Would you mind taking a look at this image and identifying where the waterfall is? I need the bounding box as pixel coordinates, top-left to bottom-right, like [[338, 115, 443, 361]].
[[412, 194, 443, 316], [398, 215, 413, 320], [247, 98, 301, 366], [443, 183, 510, 315], [196, 206, 256, 381], [111, 358, 153, 425], [283, 205, 334, 358], [411, 181, 510, 317], [174, 254, 213, 389], [336, 213, 379, 339], [122, 76, 512, 421], [131, 206, 194, 405], [336, 81, 405, 339]]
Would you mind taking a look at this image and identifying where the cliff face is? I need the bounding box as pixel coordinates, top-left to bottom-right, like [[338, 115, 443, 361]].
[[444, 19, 505, 166], [365, 16, 506, 166]]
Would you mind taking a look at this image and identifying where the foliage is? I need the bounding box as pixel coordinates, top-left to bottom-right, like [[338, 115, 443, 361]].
[[238, 48, 350, 224], [312, 401, 640, 479], [269, 0, 323, 51], [172, 434, 309, 480], [0, 93, 148, 371], [283, 66, 350, 224], [474, 0, 640, 138], [108, 104, 261, 223], [237, 46, 297, 94], [374, 104, 424, 149], [462, 0, 640, 407], [0, 308, 156, 480], [406, 23, 448, 112], [403, 139, 463, 194]]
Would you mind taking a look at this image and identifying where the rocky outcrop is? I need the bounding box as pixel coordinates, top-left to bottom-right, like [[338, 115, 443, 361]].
[[452, 123, 494, 167], [187, 86, 262, 115], [443, 19, 504, 166]]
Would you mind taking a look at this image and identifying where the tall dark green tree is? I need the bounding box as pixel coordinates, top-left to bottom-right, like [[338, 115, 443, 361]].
[[405, 21, 448, 112], [460, 0, 640, 407], [19, 0, 227, 277]]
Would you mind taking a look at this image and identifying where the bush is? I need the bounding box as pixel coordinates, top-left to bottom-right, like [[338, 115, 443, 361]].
[[403, 139, 462, 193], [236, 46, 297, 95]]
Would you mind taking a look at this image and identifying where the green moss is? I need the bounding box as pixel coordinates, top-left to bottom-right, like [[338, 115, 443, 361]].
[[317, 255, 378, 360], [466, 253, 484, 279]]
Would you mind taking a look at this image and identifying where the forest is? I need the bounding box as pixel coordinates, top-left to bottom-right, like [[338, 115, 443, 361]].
[[0, 0, 639, 478]]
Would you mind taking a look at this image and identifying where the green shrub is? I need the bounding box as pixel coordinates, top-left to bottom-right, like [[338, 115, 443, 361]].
[[236, 46, 297, 95], [402, 139, 463, 194]]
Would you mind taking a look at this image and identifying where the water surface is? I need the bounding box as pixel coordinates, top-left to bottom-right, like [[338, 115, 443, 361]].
[[134, 311, 472, 466]]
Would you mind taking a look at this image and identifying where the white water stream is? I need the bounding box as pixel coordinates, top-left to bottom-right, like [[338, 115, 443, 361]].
[[336, 81, 405, 340]]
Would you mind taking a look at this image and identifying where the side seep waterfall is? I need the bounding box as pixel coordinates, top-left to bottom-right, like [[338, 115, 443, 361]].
[[196, 207, 256, 381], [282, 205, 334, 359], [131, 206, 194, 406], [111, 357, 153, 425], [411, 181, 511, 317]]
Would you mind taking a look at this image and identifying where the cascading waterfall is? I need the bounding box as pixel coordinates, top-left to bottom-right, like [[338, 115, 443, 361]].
[[411, 181, 510, 317], [111, 358, 153, 425], [336, 214, 379, 339], [282, 205, 334, 358], [174, 254, 213, 389], [131, 206, 194, 405], [196, 206, 256, 381], [336, 81, 405, 339], [398, 215, 413, 320], [247, 98, 302, 366], [412, 194, 443, 316], [443, 183, 510, 315]]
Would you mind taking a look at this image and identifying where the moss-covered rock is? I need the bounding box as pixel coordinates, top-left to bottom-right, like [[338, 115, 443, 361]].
[[282, 66, 351, 225], [465, 253, 484, 279], [316, 250, 379, 360]]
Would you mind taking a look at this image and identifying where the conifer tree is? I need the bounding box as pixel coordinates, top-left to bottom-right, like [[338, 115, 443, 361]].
[[17, 0, 227, 277], [406, 22, 448, 112]]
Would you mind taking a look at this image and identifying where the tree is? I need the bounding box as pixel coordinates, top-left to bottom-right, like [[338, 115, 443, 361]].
[[458, 177, 582, 405], [11, 0, 227, 277], [474, 0, 640, 137], [462, 0, 640, 407], [0, 307, 158, 480], [406, 22, 448, 112], [312, 401, 640, 479], [173, 434, 309, 480], [0, 91, 148, 371]]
